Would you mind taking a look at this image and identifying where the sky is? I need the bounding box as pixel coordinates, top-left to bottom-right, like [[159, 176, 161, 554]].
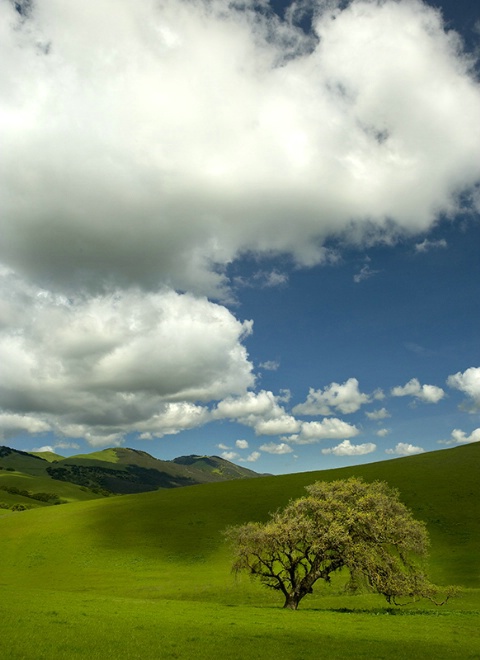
[[1, 0, 480, 474]]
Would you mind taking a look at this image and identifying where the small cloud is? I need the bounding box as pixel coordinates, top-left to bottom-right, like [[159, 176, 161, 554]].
[[322, 440, 376, 456], [386, 442, 424, 456], [294, 378, 370, 416], [245, 451, 261, 462], [404, 342, 434, 357], [217, 443, 230, 450], [353, 264, 380, 284], [415, 238, 447, 253], [259, 360, 280, 371], [32, 445, 54, 453], [255, 270, 288, 288], [235, 439, 249, 449], [450, 428, 480, 444], [447, 367, 480, 411], [259, 442, 293, 455], [365, 407, 390, 420], [376, 428, 390, 437], [287, 418, 359, 444], [235, 270, 288, 290], [391, 378, 445, 403], [221, 451, 239, 461]]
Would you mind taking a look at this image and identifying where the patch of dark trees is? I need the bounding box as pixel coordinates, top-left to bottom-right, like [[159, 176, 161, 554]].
[[46, 464, 197, 495]]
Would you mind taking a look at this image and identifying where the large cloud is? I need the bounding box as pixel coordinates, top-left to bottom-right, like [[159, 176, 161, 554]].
[[1, 0, 480, 296], [2, 0, 480, 447], [0, 270, 253, 442]]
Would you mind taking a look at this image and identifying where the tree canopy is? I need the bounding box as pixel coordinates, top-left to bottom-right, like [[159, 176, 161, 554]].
[[225, 477, 444, 610]]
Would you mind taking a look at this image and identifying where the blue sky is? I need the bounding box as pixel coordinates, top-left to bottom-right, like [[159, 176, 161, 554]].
[[1, 0, 480, 474]]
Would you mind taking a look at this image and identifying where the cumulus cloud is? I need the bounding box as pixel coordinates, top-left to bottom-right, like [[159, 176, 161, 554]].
[[391, 378, 445, 403], [321, 440, 376, 456], [365, 407, 390, 420], [245, 451, 261, 462], [221, 451, 239, 461], [2, 0, 480, 448], [0, 413, 51, 440], [0, 273, 253, 443], [450, 428, 480, 444], [447, 367, 480, 411], [31, 441, 79, 453], [236, 439, 249, 449], [386, 442, 424, 456], [287, 418, 359, 444], [213, 390, 300, 435], [294, 378, 370, 415], [376, 428, 390, 437], [1, 0, 480, 298], [259, 442, 293, 455]]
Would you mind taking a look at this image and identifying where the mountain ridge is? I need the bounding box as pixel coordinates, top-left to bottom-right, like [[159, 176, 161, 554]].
[[0, 445, 262, 503]]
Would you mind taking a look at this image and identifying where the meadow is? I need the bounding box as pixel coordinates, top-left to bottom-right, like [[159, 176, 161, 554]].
[[1, 443, 479, 659]]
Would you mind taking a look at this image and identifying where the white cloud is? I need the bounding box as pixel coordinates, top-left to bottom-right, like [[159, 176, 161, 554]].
[[235, 439, 249, 449], [217, 443, 230, 451], [0, 275, 253, 444], [294, 378, 370, 416], [259, 360, 280, 371], [450, 428, 480, 444], [0, 413, 51, 440], [322, 440, 376, 456], [2, 0, 480, 447], [447, 367, 480, 410], [259, 442, 293, 455], [213, 390, 299, 436], [415, 238, 447, 253], [221, 451, 239, 462], [32, 441, 79, 453], [365, 407, 391, 420], [386, 442, 424, 456], [376, 428, 390, 438], [245, 451, 261, 463], [391, 378, 445, 403], [287, 418, 359, 445], [353, 264, 380, 284], [1, 0, 480, 298], [254, 415, 300, 436]]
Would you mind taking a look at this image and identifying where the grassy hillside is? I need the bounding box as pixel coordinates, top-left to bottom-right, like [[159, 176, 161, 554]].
[[0, 445, 261, 506], [0, 443, 478, 659]]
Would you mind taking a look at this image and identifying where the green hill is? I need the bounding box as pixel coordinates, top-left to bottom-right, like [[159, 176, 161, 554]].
[[0, 443, 478, 659], [0, 445, 262, 506]]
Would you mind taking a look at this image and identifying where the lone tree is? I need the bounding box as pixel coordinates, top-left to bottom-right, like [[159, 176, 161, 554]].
[[225, 477, 444, 610]]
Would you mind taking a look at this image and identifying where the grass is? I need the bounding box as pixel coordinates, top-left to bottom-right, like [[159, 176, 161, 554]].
[[0, 443, 479, 659]]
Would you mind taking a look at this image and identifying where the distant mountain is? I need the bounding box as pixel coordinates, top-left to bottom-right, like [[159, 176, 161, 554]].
[[0, 445, 261, 504]]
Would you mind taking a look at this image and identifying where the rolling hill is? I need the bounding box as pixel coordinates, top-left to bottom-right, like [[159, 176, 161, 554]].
[[0, 442, 478, 659], [0, 445, 261, 507]]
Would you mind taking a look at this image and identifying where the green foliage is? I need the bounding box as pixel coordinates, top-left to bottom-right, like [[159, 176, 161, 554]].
[[226, 478, 449, 609]]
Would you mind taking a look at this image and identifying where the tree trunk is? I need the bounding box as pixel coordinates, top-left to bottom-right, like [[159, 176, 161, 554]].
[[283, 594, 301, 610]]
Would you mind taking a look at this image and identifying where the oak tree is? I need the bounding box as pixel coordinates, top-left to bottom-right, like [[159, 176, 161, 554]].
[[225, 477, 442, 610]]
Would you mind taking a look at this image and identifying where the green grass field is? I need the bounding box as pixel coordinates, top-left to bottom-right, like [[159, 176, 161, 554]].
[[1, 443, 479, 659]]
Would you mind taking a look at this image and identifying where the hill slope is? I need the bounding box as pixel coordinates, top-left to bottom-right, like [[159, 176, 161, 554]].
[[0, 445, 261, 504], [0, 442, 478, 593]]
